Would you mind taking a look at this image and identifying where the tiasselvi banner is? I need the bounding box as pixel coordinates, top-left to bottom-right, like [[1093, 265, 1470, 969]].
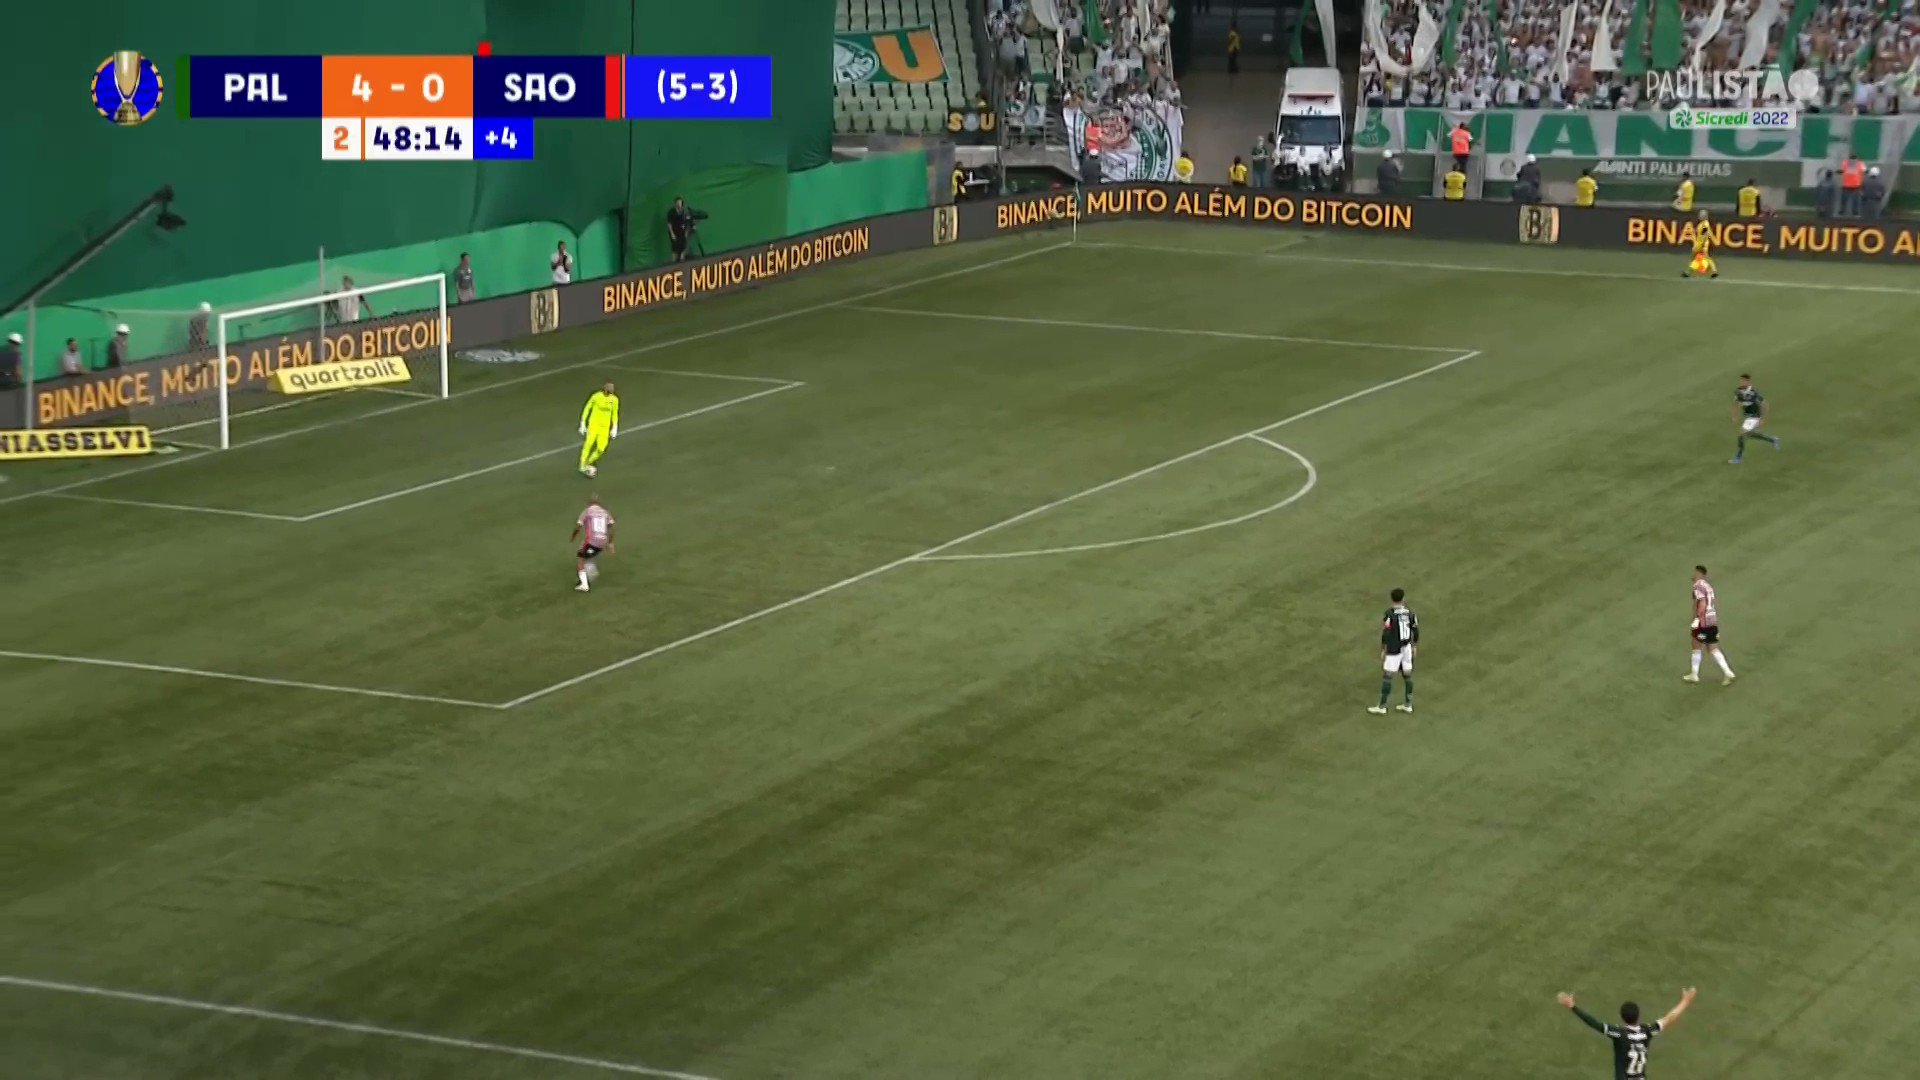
[[834, 26, 948, 84]]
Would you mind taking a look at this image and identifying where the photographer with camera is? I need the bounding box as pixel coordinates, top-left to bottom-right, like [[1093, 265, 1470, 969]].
[[666, 196, 708, 263]]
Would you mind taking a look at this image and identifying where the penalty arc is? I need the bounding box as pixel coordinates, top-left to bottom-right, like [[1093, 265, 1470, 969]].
[[920, 435, 1318, 562]]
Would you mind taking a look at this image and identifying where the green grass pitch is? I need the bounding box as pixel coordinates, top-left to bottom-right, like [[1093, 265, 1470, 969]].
[[6, 222, 1920, 1079]]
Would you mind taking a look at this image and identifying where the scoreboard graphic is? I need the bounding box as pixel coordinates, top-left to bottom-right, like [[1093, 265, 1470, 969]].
[[129, 48, 774, 160]]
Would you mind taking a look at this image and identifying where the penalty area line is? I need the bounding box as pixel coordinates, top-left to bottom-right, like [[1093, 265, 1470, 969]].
[[501, 348, 1482, 707], [44, 493, 305, 522], [918, 434, 1318, 562], [0, 974, 717, 1080], [1077, 239, 1920, 296], [0, 650, 504, 710], [597, 365, 805, 388], [846, 304, 1469, 353], [294, 381, 804, 522]]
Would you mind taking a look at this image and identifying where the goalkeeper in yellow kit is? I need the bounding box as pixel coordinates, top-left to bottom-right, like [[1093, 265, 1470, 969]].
[[578, 381, 619, 477]]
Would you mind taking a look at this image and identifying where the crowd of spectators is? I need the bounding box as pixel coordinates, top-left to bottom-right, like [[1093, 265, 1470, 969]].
[[985, 0, 1184, 138], [1360, 0, 1920, 113]]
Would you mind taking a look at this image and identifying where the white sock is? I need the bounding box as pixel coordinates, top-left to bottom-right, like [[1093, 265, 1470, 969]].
[[1690, 649, 1703, 675], [1710, 647, 1734, 677], [577, 570, 589, 586]]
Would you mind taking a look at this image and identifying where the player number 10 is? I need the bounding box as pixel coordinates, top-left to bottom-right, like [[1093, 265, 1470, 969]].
[[351, 72, 446, 103]]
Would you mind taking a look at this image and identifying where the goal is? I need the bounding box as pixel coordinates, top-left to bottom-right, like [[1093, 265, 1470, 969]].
[[143, 273, 449, 449]]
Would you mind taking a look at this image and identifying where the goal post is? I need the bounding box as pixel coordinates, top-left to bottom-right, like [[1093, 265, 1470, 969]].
[[211, 272, 449, 449]]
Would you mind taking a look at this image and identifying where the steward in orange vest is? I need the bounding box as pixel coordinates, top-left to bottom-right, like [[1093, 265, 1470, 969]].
[[1840, 156, 1865, 216]]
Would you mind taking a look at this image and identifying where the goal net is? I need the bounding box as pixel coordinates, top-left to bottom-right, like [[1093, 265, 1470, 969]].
[[129, 273, 449, 449]]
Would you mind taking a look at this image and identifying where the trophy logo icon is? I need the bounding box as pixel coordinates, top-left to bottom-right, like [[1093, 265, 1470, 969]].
[[113, 51, 144, 124], [92, 50, 164, 126]]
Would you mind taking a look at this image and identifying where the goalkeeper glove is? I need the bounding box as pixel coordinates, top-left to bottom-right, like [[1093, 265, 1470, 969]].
[[610, 426, 618, 439], [578, 423, 587, 435]]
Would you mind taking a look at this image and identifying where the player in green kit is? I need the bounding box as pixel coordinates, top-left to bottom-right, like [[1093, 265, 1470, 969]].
[[1367, 588, 1418, 715], [1729, 374, 1779, 464], [1556, 987, 1696, 1079]]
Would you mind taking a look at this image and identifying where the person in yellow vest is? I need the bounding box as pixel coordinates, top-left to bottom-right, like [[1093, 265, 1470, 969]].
[[1574, 168, 1597, 207], [1229, 155, 1250, 187], [1736, 178, 1764, 218], [1175, 152, 1195, 182], [1684, 209, 1718, 279], [1443, 166, 1467, 200], [1227, 23, 1243, 78], [1673, 172, 1695, 212]]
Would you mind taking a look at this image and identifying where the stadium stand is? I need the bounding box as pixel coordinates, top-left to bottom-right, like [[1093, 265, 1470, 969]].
[[835, 0, 987, 134], [1360, 0, 1920, 114], [986, 0, 1183, 146]]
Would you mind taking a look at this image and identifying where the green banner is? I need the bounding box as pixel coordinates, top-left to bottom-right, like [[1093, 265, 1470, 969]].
[[1651, 0, 1685, 70], [1355, 108, 1920, 172], [834, 26, 948, 84]]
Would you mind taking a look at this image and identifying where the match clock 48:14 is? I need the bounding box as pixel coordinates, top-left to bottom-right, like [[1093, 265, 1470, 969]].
[[323, 118, 475, 161]]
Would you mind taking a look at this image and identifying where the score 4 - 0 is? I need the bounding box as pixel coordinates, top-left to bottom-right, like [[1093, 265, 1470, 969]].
[[349, 71, 450, 104]]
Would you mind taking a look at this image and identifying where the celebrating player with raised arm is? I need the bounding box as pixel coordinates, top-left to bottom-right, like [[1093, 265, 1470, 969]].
[[571, 496, 615, 592], [1557, 987, 1696, 1079], [578, 381, 620, 478]]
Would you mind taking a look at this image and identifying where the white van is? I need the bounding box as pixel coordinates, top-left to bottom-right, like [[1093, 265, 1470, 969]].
[[1274, 67, 1346, 189]]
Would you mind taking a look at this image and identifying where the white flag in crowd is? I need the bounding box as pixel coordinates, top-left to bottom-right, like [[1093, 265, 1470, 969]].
[[1739, 0, 1783, 70], [1412, 2, 1443, 72], [1553, 1, 1579, 84], [1592, 0, 1619, 72], [1690, 0, 1729, 74], [1364, 0, 1410, 78]]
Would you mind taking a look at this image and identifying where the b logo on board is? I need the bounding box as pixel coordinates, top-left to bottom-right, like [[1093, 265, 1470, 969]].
[[530, 288, 561, 334]]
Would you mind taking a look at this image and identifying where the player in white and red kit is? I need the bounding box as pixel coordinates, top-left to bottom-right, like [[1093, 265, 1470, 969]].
[[571, 496, 615, 592], [1684, 564, 1736, 685]]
